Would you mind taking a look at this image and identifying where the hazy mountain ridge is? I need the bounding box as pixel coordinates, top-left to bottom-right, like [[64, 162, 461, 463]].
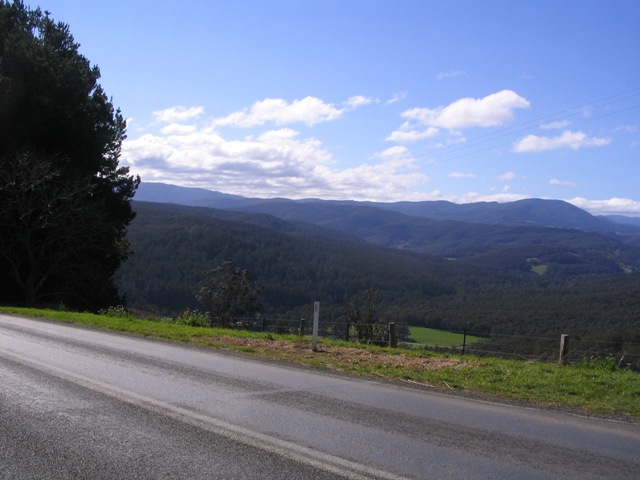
[[136, 182, 640, 234], [134, 182, 640, 276]]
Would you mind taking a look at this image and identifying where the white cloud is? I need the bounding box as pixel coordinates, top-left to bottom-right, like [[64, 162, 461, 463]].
[[378, 145, 411, 160], [385, 92, 407, 105], [567, 197, 640, 216], [499, 171, 516, 181], [345, 95, 378, 109], [513, 130, 611, 153], [153, 106, 204, 123], [123, 120, 430, 201], [401, 90, 530, 129], [385, 123, 439, 142], [549, 178, 577, 187], [436, 70, 467, 80], [212, 96, 344, 127]]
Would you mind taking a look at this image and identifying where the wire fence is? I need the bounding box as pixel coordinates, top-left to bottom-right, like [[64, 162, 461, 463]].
[[211, 314, 640, 370], [212, 316, 640, 370]]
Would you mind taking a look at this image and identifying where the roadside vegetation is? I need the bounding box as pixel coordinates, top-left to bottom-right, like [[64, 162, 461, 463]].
[[2, 306, 638, 420]]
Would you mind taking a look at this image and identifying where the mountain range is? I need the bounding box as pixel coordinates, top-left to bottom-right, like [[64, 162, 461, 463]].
[[134, 182, 640, 277]]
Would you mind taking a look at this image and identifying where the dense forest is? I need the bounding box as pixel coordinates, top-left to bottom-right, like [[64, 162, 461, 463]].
[[117, 202, 640, 349]]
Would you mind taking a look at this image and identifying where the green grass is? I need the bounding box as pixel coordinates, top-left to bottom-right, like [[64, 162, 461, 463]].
[[531, 264, 549, 275], [2, 306, 639, 420], [407, 326, 481, 347]]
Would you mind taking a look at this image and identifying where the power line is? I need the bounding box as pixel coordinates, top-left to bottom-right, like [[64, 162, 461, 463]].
[[408, 86, 640, 165]]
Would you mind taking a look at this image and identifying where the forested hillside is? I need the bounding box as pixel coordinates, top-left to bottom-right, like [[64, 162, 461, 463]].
[[135, 183, 640, 277], [117, 202, 640, 347], [117, 202, 470, 316]]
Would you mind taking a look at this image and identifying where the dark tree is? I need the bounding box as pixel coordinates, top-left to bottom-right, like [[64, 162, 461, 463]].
[[0, 1, 139, 309], [196, 261, 262, 326], [345, 288, 386, 344]]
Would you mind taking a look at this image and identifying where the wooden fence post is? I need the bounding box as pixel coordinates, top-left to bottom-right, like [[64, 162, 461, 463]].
[[299, 319, 306, 338], [312, 302, 320, 352], [559, 334, 570, 365], [389, 322, 397, 348], [462, 328, 467, 355]]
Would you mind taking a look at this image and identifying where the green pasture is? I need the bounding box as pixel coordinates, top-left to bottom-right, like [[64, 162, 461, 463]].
[[407, 326, 481, 347]]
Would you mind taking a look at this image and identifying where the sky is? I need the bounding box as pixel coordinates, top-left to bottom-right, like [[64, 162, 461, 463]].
[[34, 0, 640, 215]]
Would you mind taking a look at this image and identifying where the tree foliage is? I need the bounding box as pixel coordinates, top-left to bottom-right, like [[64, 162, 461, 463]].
[[0, 1, 139, 309], [345, 288, 388, 344], [196, 261, 262, 326]]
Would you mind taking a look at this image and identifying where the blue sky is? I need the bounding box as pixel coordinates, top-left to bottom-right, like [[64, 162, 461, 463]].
[[35, 0, 640, 215]]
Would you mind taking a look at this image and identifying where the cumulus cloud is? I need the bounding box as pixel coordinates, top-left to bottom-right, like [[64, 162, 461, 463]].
[[345, 95, 378, 109], [401, 90, 530, 129], [386, 90, 529, 143], [549, 178, 577, 187], [212, 96, 344, 128], [123, 113, 429, 201], [567, 197, 640, 216], [385, 123, 439, 142], [513, 130, 611, 152], [499, 171, 516, 181]]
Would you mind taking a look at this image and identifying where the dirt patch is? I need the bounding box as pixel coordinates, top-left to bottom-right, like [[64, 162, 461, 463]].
[[217, 336, 466, 371]]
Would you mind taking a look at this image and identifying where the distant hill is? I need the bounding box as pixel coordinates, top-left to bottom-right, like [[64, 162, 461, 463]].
[[136, 182, 640, 235], [604, 215, 640, 228], [134, 182, 640, 277]]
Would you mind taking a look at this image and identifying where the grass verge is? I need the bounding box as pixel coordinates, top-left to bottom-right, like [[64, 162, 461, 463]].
[[2, 306, 638, 420]]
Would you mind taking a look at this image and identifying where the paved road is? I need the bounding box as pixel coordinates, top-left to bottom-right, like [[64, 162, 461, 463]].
[[0, 314, 638, 479]]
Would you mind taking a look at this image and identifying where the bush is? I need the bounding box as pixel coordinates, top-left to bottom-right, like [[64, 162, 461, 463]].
[[176, 308, 210, 327]]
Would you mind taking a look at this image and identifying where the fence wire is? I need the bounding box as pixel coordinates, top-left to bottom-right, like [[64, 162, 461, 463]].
[[213, 315, 640, 370]]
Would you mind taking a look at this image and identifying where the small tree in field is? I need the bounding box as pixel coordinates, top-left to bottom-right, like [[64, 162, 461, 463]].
[[196, 261, 262, 326], [345, 288, 387, 344]]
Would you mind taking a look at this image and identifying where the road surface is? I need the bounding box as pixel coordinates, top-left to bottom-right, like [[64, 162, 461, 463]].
[[0, 314, 638, 479]]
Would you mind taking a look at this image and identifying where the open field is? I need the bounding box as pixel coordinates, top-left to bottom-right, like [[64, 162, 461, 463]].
[[1, 306, 638, 420], [407, 326, 482, 347]]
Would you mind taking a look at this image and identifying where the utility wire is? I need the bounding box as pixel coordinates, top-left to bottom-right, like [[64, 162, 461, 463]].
[[408, 86, 640, 165]]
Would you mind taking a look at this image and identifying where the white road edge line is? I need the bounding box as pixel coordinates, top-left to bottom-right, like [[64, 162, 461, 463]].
[[0, 347, 410, 480]]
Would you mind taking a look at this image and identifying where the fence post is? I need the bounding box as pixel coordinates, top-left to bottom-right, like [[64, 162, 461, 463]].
[[312, 302, 320, 352], [389, 322, 397, 348], [462, 328, 467, 355], [345, 321, 350, 342], [299, 318, 306, 338], [262, 316, 267, 332], [559, 334, 570, 365]]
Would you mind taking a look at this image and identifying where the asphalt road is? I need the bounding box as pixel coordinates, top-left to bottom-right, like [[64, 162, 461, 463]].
[[0, 314, 638, 479]]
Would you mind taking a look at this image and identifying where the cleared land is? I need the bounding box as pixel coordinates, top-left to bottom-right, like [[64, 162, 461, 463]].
[[407, 326, 481, 347]]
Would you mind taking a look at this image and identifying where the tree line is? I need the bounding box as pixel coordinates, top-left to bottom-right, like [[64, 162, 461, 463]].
[[0, 1, 138, 310]]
